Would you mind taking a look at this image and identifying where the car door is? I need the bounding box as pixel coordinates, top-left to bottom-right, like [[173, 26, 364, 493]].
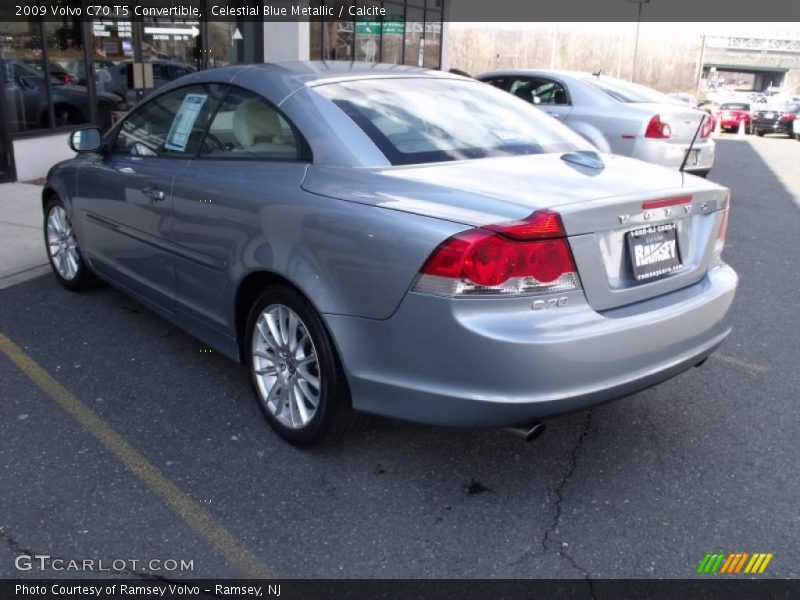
[[508, 76, 573, 122], [169, 86, 311, 335], [75, 84, 224, 311]]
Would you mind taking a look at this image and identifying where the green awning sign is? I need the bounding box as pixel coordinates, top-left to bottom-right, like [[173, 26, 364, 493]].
[[355, 16, 404, 36]]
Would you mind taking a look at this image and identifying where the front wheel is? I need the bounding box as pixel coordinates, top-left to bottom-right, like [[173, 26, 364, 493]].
[[44, 196, 100, 291], [245, 286, 367, 446]]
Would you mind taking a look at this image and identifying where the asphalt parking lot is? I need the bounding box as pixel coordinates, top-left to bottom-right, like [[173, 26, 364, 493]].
[[1, 134, 799, 580]]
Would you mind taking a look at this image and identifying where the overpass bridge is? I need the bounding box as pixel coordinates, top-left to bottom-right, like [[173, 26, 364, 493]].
[[701, 35, 800, 94]]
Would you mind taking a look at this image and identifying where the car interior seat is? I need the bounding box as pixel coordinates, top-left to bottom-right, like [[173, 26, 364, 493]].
[[232, 99, 297, 157]]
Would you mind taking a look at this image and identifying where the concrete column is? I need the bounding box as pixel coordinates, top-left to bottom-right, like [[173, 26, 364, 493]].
[[263, 21, 310, 62]]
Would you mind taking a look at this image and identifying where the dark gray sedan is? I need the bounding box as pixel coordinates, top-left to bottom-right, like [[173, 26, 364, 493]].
[[43, 62, 737, 446]]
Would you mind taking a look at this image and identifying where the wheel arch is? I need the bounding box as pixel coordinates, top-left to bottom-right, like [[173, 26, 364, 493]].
[[234, 270, 329, 364]]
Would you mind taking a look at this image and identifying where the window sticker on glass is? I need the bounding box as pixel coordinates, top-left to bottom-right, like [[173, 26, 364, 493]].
[[165, 93, 208, 152]]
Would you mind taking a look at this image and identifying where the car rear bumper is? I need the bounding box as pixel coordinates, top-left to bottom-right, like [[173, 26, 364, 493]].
[[632, 137, 715, 173], [325, 264, 738, 427], [753, 120, 793, 134]]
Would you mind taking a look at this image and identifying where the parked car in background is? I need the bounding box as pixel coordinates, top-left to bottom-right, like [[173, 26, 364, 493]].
[[106, 59, 197, 104], [17, 57, 74, 85], [43, 62, 736, 446], [477, 70, 714, 177], [712, 102, 752, 133], [752, 102, 800, 137], [669, 93, 699, 108], [2, 58, 125, 131], [63, 59, 116, 96]]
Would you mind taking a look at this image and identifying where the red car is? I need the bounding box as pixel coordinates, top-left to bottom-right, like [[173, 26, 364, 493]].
[[711, 102, 752, 133]]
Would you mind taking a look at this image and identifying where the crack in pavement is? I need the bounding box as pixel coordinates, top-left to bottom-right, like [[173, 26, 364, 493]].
[[0, 526, 174, 581], [541, 412, 594, 572], [509, 411, 596, 598]]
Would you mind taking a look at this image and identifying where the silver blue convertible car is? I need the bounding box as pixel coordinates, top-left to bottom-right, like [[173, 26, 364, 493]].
[[43, 62, 737, 445]]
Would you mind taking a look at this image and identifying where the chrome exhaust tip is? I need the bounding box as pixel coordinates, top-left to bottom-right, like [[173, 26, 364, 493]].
[[503, 421, 546, 442]]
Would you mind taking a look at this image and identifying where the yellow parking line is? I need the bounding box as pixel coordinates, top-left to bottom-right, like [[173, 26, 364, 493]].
[[0, 331, 272, 579], [714, 353, 769, 375]]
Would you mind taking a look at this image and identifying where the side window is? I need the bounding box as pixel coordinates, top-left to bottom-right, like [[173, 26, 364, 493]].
[[200, 87, 302, 160], [484, 77, 509, 90], [509, 77, 536, 103], [532, 79, 570, 106], [509, 78, 570, 106], [113, 84, 224, 157]]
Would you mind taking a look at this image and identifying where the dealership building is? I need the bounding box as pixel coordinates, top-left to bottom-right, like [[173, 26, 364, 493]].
[[0, 0, 447, 182]]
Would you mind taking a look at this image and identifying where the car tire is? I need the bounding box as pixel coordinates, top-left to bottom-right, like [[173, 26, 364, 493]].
[[756, 129, 764, 137], [245, 285, 368, 447], [43, 196, 101, 291]]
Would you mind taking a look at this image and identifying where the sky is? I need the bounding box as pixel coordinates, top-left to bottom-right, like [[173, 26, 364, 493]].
[[450, 22, 800, 42]]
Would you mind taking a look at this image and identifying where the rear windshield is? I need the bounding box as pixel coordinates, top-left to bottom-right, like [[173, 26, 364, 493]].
[[316, 78, 591, 166], [584, 77, 675, 104], [721, 103, 749, 110]]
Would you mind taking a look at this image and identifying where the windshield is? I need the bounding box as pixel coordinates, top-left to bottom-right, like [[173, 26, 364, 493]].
[[316, 78, 592, 166], [584, 76, 675, 104]]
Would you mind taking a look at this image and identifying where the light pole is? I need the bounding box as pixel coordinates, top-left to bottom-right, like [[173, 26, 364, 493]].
[[627, 0, 650, 82], [550, 23, 559, 69]]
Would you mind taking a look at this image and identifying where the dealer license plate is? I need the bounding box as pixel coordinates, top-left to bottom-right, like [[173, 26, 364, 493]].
[[626, 223, 682, 281], [685, 149, 698, 167]]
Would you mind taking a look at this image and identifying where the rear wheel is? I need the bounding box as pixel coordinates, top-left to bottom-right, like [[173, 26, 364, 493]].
[[43, 196, 100, 291], [245, 285, 367, 446], [756, 129, 764, 137]]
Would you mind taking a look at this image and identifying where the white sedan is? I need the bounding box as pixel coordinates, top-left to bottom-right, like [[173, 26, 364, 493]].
[[478, 69, 714, 177]]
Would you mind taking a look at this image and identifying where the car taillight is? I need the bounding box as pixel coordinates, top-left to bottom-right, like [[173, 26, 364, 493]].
[[753, 112, 760, 119], [700, 116, 712, 139], [713, 192, 730, 267], [413, 210, 581, 297], [645, 114, 671, 139], [780, 113, 795, 121]]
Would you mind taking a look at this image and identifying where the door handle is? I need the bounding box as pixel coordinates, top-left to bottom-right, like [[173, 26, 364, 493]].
[[142, 186, 165, 201]]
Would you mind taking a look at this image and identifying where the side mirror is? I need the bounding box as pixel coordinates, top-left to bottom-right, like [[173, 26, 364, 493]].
[[69, 127, 102, 153]]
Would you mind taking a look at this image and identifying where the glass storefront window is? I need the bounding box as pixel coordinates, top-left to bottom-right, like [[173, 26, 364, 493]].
[[423, 12, 441, 69], [0, 22, 52, 132], [91, 17, 135, 111], [354, 2, 381, 62], [381, 3, 405, 64], [208, 22, 240, 68], [43, 18, 91, 129], [403, 7, 424, 67], [140, 17, 201, 101], [322, 1, 354, 60]]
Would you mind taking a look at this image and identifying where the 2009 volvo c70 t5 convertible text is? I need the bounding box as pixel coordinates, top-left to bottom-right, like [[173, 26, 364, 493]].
[[43, 62, 737, 446]]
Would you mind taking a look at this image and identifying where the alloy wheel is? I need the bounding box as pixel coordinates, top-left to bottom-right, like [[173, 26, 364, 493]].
[[46, 206, 80, 281], [251, 304, 321, 429]]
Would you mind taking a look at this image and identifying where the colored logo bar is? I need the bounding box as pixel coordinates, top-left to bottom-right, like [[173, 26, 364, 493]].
[[696, 552, 773, 574]]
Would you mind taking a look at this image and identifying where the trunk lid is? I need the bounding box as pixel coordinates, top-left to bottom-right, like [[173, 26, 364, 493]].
[[302, 152, 728, 310], [635, 102, 707, 142]]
